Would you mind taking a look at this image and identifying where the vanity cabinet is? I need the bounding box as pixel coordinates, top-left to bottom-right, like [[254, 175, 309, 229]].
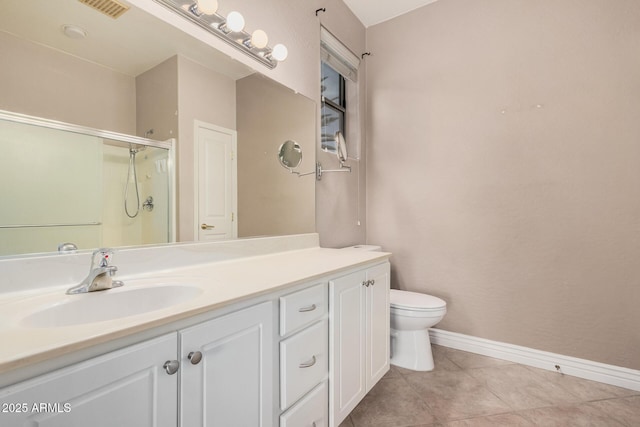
[[0, 304, 274, 427], [329, 262, 390, 427], [179, 301, 273, 427], [0, 334, 178, 427], [0, 258, 389, 427]]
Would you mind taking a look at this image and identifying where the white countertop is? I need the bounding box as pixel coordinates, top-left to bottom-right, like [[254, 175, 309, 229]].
[[0, 247, 390, 376]]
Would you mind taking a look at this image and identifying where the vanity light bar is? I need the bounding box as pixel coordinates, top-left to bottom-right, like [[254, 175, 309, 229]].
[[152, 0, 286, 69]]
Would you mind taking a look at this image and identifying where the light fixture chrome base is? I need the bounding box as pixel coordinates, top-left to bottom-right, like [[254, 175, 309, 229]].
[[152, 0, 278, 69]]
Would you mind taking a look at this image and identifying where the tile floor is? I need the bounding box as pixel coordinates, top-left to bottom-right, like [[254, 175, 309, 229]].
[[339, 345, 640, 427]]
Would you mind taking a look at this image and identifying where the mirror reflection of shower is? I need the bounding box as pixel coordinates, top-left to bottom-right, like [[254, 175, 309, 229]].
[[124, 129, 154, 218], [0, 110, 175, 256], [124, 143, 146, 218]]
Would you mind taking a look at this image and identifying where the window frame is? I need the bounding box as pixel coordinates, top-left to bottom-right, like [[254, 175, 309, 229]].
[[321, 62, 347, 153]]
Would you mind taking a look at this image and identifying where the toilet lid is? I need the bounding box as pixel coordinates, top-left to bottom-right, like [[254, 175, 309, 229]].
[[390, 289, 446, 310]]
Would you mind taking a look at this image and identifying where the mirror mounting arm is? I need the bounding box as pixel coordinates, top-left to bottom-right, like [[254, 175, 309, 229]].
[[315, 161, 351, 181], [292, 170, 316, 178]]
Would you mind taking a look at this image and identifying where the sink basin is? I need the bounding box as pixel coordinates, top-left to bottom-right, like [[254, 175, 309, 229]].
[[21, 284, 203, 328]]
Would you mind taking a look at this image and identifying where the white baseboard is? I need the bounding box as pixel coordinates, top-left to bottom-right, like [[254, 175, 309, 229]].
[[429, 329, 640, 392]]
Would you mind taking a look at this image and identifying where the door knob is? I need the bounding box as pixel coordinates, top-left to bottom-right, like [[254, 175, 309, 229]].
[[201, 223, 215, 230], [188, 351, 203, 365], [163, 360, 180, 375]]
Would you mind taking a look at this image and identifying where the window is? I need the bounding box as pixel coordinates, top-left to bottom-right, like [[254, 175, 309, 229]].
[[320, 27, 360, 157], [321, 62, 346, 152]]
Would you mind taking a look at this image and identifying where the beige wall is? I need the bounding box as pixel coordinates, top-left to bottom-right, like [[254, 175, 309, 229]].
[[236, 74, 316, 237], [225, 0, 368, 248], [137, 55, 236, 242], [0, 32, 135, 133], [176, 56, 236, 241], [315, 1, 368, 248], [366, 0, 640, 370], [136, 56, 179, 141], [130, 0, 367, 248], [130, 0, 320, 102]]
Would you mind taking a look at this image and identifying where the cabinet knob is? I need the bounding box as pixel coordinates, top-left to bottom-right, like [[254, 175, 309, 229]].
[[362, 280, 369, 287], [299, 355, 317, 369], [163, 360, 180, 375], [188, 351, 203, 365], [369, 279, 376, 286], [298, 303, 317, 313], [201, 223, 215, 230]]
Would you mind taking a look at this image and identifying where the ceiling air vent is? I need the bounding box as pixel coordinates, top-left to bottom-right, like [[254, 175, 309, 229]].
[[78, 0, 130, 19]]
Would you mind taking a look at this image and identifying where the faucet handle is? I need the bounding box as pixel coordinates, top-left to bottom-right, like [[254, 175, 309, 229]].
[[92, 248, 115, 268]]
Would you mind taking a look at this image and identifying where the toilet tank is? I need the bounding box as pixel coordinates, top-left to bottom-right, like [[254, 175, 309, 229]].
[[341, 245, 382, 252]]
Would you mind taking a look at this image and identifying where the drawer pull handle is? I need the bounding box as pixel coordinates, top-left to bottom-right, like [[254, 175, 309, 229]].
[[299, 355, 317, 368], [298, 303, 317, 313]]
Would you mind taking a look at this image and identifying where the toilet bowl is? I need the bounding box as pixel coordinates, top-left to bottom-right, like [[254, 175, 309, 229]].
[[390, 289, 446, 371]]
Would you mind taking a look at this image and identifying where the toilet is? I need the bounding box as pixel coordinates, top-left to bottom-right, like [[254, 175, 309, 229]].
[[343, 244, 447, 372], [390, 289, 446, 371]]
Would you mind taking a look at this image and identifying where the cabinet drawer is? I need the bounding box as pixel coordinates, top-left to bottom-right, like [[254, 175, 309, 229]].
[[280, 319, 328, 410], [280, 381, 328, 427], [280, 283, 327, 336]]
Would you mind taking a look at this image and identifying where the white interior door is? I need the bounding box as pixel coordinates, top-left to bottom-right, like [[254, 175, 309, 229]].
[[194, 121, 237, 241]]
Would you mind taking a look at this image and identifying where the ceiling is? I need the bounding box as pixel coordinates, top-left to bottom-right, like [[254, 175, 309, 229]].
[[0, 0, 253, 78], [342, 0, 439, 28], [0, 0, 439, 78]]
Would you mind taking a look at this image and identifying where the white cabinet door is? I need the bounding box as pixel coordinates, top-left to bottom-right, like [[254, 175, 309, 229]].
[[179, 301, 273, 427], [329, 262, 391, 427], [366, 263, 390, 389], [329, 270, 367, 427], [0, 334, 178, 427]]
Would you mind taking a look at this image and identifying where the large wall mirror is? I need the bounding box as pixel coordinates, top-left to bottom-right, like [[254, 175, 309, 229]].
[[0, 0, 316, 258]]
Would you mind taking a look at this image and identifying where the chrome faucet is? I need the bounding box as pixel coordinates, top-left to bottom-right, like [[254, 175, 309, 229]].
[[66, 248, 124, 295]]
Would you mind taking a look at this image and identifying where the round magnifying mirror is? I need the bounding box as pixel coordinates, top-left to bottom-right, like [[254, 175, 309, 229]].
[[278, 140, 303, 171], [335, 131, 348, 163]]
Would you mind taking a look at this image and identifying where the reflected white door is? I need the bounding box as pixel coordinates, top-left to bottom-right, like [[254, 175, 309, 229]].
[[194, 121, 237, 241]]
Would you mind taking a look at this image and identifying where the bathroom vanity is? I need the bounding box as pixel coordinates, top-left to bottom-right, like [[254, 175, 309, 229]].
[[0, 234, 390, 427]]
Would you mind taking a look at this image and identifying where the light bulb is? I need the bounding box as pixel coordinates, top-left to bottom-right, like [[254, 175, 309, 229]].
[[271, 44, 288, 61], [251, 30, 268, 49], [196, 0, 218, 15], [226, 11, 245, 32]]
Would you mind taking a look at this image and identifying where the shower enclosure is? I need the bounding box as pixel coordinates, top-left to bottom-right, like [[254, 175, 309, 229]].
[[0, 110, 175, 257]]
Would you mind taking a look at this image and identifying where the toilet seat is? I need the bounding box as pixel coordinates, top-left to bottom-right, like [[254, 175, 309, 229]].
[[390, 289, 446, 311]]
